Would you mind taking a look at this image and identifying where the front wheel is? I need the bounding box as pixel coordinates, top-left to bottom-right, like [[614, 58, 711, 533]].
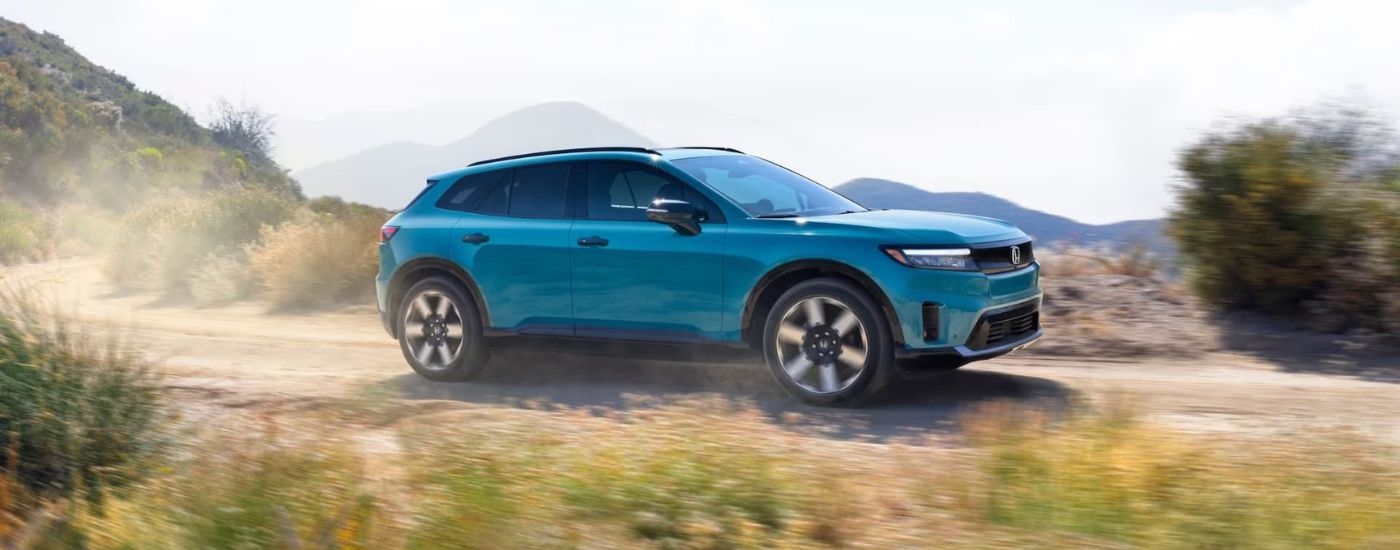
[[397, 276, 487, 381], [762, 278, 895, 406]]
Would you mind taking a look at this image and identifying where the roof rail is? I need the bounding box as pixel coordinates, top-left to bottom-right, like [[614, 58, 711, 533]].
[[666, 146, 745, 154], [468, 146, 661, 167]]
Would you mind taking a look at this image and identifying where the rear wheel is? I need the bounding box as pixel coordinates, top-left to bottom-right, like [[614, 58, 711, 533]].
[[398, 276, 487, 381], [762, 278, 895, 406]]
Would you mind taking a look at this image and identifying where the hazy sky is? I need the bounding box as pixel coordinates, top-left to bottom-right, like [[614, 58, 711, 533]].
[[6, 0, 1400, 222]]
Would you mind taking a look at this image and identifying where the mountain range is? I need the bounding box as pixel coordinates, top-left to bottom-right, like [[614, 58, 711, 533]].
[[834, 178, 1170, 253], [294, 102, 654, 207], [294, 101, 1168, 251]]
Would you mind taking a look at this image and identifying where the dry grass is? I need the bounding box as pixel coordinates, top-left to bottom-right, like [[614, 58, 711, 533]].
[[7, 394, 1397, 549], [188, 251, 256, 307], [247, 211, 386, 310], [1032, 246, 1215, 357], [102, 188, 297, 295], [401, 401, 880, 548], [1038, 244, 1160, 279], [956, 400, 1400, 548]]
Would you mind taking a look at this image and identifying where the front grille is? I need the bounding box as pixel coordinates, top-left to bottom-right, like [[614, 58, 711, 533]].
[[966, 301, 1040, 350], [985, 309, 1037, 346], [972, 241, 1034, 274]]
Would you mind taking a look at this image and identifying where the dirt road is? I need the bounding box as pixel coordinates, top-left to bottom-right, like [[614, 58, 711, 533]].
[[8, 258, 1398, 442]]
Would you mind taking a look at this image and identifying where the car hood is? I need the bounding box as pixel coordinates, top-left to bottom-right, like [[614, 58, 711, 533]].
[[802, 209, 1026, 245]]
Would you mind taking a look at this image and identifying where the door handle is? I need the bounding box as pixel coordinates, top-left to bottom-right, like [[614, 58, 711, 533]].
[[462, 233, 490, 244], [577, 236, 609, 247]]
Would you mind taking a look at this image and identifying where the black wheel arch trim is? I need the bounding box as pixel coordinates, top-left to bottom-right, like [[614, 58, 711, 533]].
[[741, 259, 905, 346], [385, 258, 489, 339]]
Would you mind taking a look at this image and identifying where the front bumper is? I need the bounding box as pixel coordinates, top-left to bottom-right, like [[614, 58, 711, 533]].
[[895, 327, 1042, 360], [880, 258, 1042, 351]]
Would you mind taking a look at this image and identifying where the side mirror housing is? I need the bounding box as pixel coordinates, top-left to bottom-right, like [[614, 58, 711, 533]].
[[646, 199, 702, 235]]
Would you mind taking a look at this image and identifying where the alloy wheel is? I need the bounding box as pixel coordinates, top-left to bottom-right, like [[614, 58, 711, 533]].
[[774, 296, 869, 394], [403, 290, 465, 371]]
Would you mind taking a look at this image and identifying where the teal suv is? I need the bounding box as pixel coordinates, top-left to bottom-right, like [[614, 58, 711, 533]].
[[377, 147, 1041, 406]]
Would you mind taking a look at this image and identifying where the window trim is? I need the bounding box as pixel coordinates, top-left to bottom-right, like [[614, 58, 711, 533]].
[[580, 160, 726, 224]]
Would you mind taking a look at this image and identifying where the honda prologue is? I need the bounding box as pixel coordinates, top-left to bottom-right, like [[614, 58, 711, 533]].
[[377, 147, 1041, 406]]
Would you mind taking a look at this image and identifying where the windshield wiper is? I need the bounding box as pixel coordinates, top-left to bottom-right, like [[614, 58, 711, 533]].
[[754, 213, 803, 219]]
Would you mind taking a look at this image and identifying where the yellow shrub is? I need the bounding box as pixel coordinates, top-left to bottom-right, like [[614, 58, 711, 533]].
[[1039, 245, 1160, 278], [102, 188, 296, 294], [248, 212, 386, 309], [959, 400, 1400, 548]]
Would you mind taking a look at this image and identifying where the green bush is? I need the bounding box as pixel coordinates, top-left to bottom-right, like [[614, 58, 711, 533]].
[[0, 200, 45, 263], [0, 289, 166, 500], [1171, 109, 1400, 333]]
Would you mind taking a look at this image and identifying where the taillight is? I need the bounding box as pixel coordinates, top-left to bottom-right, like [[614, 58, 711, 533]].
[[380, 226, 399, 242]]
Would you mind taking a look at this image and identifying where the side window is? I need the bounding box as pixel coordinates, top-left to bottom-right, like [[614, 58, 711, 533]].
[[476, 175, 510, 215], [502, 163, 571, 218], [436, 170, 505, 212], [586, 162, 719, 221]]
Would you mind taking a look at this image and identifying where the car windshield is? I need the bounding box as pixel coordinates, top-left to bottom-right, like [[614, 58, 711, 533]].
[[671, 155, 867, 218]]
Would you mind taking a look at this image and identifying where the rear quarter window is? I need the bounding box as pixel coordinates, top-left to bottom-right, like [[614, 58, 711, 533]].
[[436, 170, 507, 212]]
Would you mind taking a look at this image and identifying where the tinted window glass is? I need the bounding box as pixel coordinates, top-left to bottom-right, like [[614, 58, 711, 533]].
[[476, 175, 510, 215], [506, 164, 570, 218], [583, 162, 724, 221], [586, 162, 682, 221], [436, 170, 505, 212]]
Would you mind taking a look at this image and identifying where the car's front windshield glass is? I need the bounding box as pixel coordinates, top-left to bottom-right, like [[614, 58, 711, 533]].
[[671, 155, 867, 218]]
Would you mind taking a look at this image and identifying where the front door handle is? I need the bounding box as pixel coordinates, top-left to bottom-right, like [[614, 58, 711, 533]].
[[462, 233, 490, 244], [577, 236, 609, 247]]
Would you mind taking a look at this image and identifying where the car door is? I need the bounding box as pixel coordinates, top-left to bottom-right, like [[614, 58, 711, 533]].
[[569, 161, 728, 342], [450, 163, 577, 336]]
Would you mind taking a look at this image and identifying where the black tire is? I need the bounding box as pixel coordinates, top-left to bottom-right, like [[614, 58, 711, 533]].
[[761, 278, 895, 406], [397, 276, 487, 381]]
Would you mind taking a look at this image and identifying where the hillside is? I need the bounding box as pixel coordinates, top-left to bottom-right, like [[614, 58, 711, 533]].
[[0, 17, 296, 206], [294, 102, 655, 208], [836, 178, 1171, 253]]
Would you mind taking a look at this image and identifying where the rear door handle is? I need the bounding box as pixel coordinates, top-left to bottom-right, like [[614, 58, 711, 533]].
[[577, 236, 609, 247], [462, 233, 490, 244]]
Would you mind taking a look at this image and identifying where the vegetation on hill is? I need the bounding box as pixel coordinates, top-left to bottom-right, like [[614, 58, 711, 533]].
[[0, 18, 388, 309], [0, 17, 301, 263], [1171, 105, 1400, 335]]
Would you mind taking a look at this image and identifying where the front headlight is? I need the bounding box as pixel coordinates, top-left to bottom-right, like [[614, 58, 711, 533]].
[[882, 247, 975, 270]]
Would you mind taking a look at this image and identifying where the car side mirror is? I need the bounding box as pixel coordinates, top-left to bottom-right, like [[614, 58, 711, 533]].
[[646, 199, 702, 235]]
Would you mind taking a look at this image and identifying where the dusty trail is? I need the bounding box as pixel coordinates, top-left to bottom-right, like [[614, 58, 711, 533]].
[[7, 258, 1398, 442]]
